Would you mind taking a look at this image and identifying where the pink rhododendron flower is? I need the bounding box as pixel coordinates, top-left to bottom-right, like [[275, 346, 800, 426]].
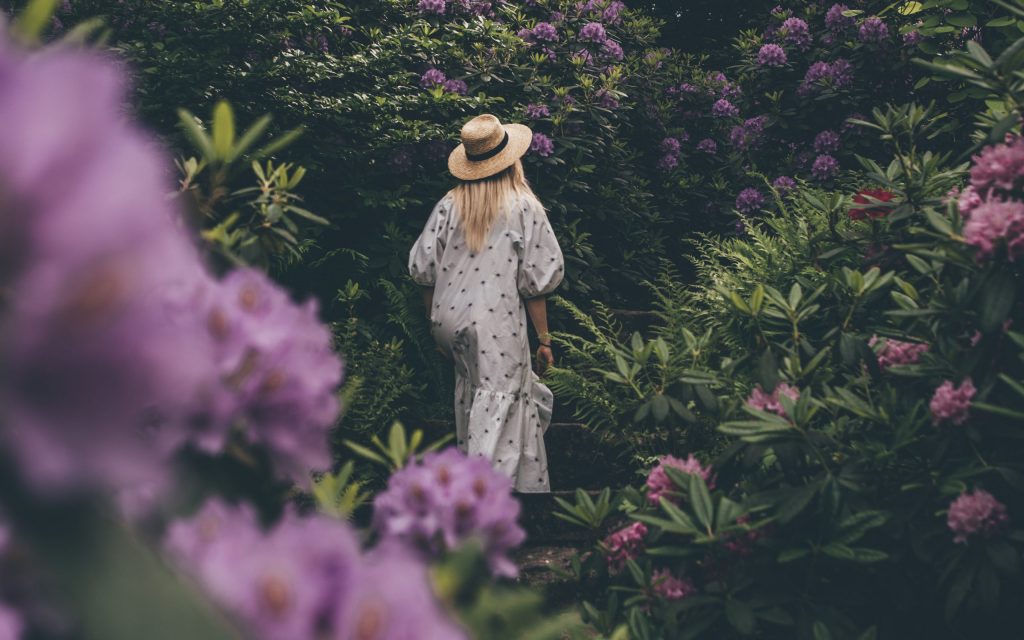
[[869, 335, 929, 370], [930, 378, 977, 426], [603, 521, 647, 572], [947, 488, 1008, 544], [746, 382, 800, 417], [646, 454, 715, 504], [963, 199, 1024, 261], [651, 568, 697, 601], [969, 137, 1024, 193]]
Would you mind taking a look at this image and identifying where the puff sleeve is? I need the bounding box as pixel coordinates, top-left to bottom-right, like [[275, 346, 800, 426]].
[[517, 198, 564, 298], [408, 197, 450, 286]]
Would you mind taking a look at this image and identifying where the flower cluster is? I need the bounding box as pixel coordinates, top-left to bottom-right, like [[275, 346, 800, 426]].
[[525, 102, 550, 119], [858, 17, 889, 45], [371, 448, 526, 577], [419, 68, 468, 94], [773, 175, 797, 195], [712, 98, 739, 118], [869, 335, 929, 370], [799, 58, 853, 94], [696, 138, 718, 155], [651, 569, 697, 601], [930, 378, 977, 426], [603, 521, 646, 573], [947, 489, 1009, 544], [811, 153, 839, 181], [813, 129, 840, 154], [780, 17, 811, 50], [729, 115, 767, 151], [578, 0, 626, 25], [746, 382, 800, 417], [645, 454, 715, 504], [531, 132, 555, 157], [518, 21, 559, 44], [825, 4, 854, 32], [757, 43, 787, 67], [166, 500, 467, 639], [658, 136, 682, 172], [962, 136, 1024, 261], [578, 21, 606, 42], [848, 188, 895, 220], [735, 187, 766, 213]]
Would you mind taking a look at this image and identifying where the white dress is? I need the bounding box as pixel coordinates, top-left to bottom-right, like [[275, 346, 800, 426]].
[[408, 192, 564, 492]]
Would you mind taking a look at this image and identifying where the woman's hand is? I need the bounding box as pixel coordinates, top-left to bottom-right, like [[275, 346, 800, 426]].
[[535, 344, 554, 373]]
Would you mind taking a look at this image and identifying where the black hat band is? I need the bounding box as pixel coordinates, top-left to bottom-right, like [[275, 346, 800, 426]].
[[465, 130, 509, 161]]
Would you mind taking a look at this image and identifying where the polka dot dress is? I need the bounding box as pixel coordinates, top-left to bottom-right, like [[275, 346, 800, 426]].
[[409, 193, 564, 492]]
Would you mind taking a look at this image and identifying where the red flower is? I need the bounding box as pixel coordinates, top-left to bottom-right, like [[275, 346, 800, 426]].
[[849, 188, 895, 220]]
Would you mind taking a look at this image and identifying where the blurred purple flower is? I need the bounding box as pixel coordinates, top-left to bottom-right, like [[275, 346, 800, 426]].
[[757, 43, 787, 66], [420, 68, 446, 88], [0, 36, 217, 494], [948, 489, 1008, 544], [814, 129, 841, 153], [372, 448, 525, 577], [697, 138, 718, 155], [811, 154, 839, 181], [418, 0, 447, 14], [781, 17, 811, 50], [525, 103, 550, 119], [530, 132, 555, 157], [0, 604, 23, 640], [652, 569, 697, 601], [903, 30, 923, 46], [167, 502, 363, 640], [646, 455, 714, 504], [712, 98, 739, 118], [930, 378, 977, 426], [339, 547, 468, 640], [389, 148, 414, 172], [858, 17, 889, 44], [825, 4, 855, 31], [773, 176, 797, 194]]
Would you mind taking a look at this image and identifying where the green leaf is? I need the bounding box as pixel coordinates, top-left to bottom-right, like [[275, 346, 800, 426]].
[[777, 548, 810, 563], [343, 439, 387, 465], [813, 621, 833, 640], [658, 496, 699, 533], [688, 474, 714, 531], [231, 114, 272, 162], [211, 101, 236, 161], [979, 272, 1016, 332], [13, 0, 59, 42], [725, 599, 756, 635], [177, 109, 215, 160]]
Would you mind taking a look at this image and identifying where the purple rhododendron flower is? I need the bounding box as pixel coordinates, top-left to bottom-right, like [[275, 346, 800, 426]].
[[646, 455, 714, 504], [603, 0, 626, 25], [530, 21, 558, 42], [601, 38, 624, 60], [603, 521, 647, 573], [812, 154, 839, 180], [167, 503, 363, 640], [747, 382, 800, 416], [339, 547, 468, 640], [903, 30, 923, 46], [573, 48, 594, 65], [735, 187, 766, 213], [389, 148, 414, 172], [858, 16, 889, 44], [579, 21, 607, 42], [825, 4, 855, 31], [525, 103, 550, 119], [0, 35, 219, 494], [830, 58, 854, 87], [652, 569, 697, 601], [930, 378, 977, 426], [773, 175, 797, 194], [372, 448, 525, 577], [657, 154, 679, 171], [442, 78, 468, 94], [660, 137, 681, 155], [418, 0, 447, 14], [948, 489, 1008, 544], [781, 17, 811, 50], [963, 200, 1024, 261], [970, 137, 1024, 193], [0, 603, 23, 640], [530, 132, 555, 157], [814, 129, 841, 153], [712, 98, 739, 118], [697, 138, 718, 154], [804, 61, 831, 84], [596, 88, 619, 109], [420, 68, 446, 88], [869, 335, 929, 370], [757, 43, 787, 66]]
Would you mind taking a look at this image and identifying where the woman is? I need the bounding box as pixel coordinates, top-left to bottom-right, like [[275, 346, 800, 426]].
[[408, 114, 564, 492]]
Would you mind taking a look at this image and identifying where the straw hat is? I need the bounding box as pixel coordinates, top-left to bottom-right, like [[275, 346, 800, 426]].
[[448, 114, 533, 181]]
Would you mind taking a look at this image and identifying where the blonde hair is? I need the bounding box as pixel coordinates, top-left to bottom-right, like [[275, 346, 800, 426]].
[[448, 160, 542, 253]]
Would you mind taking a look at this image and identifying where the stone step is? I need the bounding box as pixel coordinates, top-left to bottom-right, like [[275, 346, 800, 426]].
[[512, 544, 581, 612]]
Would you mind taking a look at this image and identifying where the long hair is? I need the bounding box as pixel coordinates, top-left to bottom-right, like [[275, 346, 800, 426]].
[[448, 159, 542, 253]]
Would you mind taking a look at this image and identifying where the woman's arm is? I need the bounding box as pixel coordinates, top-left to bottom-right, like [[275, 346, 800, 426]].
[[525, 296, 554, 372]]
